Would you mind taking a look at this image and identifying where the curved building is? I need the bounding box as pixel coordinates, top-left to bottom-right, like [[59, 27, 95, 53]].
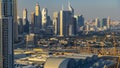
[[44, 58, 76, 68]]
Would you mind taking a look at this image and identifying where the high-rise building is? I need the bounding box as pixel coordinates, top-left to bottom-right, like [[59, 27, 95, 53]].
[[0, 0, 14, 68], [68, 2, 74, 16], [59, 2, 75, 36], [107, 16, 110, 29], [53, 12, 59, 35], [30, 12, 35, 33], [42, 8, 48, 29], [23, 8, 29, 34], [18, 17, 23, 35], [102, 18, 107, 27], [35, 3, 42, 34], [59, 10, 73, 36], [13, 0, 18, 42], [74, 15, 84, 31]]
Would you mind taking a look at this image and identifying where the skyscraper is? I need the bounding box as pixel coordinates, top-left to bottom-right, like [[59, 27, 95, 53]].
[[30, 12, 35, 33], [18, 17, 23, 35], [95, 18, 98, 28], [107, 16, 110, 29], [68, 2, 74, 16], [23, 8, 29, 34], [74, 15, 84, 31], [59, 10, 73, 36], [42, 8, 48, 29], [53, 12, 59, 35], [0, 0, 14, 68], [35, 3, 41, 34], [13, 0, 18, 42]]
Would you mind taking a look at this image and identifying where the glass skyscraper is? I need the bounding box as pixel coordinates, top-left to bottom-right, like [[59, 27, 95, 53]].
[[0, 0, 14, 68]]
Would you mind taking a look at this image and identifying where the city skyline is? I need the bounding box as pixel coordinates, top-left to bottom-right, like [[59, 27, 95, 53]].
[[18, 0, 120, 20]]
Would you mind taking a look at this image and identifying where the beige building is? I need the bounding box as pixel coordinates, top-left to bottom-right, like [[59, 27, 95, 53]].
[[26, 34, 35, 47], [53, 12, 59, 35], [42, 8, 48, 29]]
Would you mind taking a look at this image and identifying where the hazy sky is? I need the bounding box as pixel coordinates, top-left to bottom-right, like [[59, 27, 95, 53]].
[[18, 0, 120, 20]]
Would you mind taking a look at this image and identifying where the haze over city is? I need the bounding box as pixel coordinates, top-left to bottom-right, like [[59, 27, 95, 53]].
[[18, 0, 120, 20], [1, 0, 120, 68]]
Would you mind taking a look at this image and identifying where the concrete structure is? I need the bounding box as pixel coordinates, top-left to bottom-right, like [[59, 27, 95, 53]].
[[0, 0, 14, 67]]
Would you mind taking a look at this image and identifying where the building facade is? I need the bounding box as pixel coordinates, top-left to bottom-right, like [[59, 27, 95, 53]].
[[42, 8, 48, 29], [0, 0, 14, 68], [35, 3, 42, 34], [23, 8, 29, 34]]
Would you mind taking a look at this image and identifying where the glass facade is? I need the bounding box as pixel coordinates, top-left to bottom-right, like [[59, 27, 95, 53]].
[[0, 0, 14, 68]]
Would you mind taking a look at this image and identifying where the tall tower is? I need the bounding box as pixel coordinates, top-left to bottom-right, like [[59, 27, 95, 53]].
[[30, 12, 35, 33], [107, 16, 110, 29], [95, 17, 98, 28], [42, 8, 48, 29], [35, 3, 41, 34], [23, 8, 29, 34], [13, 0, 18, 42], [68, 1, 74, 16], [53, 12, 59, 35], [0, 0, 14, 68]]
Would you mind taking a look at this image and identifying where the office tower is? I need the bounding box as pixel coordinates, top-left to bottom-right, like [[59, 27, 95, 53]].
[[18, 17, 23, 35], [94, 18, 98, 28], [53, 12, 59, 35], [59, 10, 73, 36], [30, 12, 35, 33], [73, 18, 77, 35], [35, 3, 41, 34], [13, 0, 18, 42], [42, 8, 48, 29], [74, 15, 84, 31], [68, 2, 74, 16], [107, 16, 110, 29], [47, 16, 52, 27], [0, 0, 14, 68], [59, 3, 74, 36], [102, 18, 107, 28], [95, 18, 101, 28], [23, 8, 29, 34]]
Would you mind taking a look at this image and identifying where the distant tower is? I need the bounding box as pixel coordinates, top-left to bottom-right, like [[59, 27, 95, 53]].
[[68, 1, 74, 16], [0, 0, 14, 68], [13, 0, 18, 42], [59, 10, 73, 36], [18, 17, 23, 35], [42, 8, 48, 29], [30, 12, 35, 33], [35, 3, 42, 34], [95, 17, 98, 28], [107, 16, 110, 29], [74, 15, 84, 31], [23, 8, 29, 34], [53, 12, 59, 35]]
